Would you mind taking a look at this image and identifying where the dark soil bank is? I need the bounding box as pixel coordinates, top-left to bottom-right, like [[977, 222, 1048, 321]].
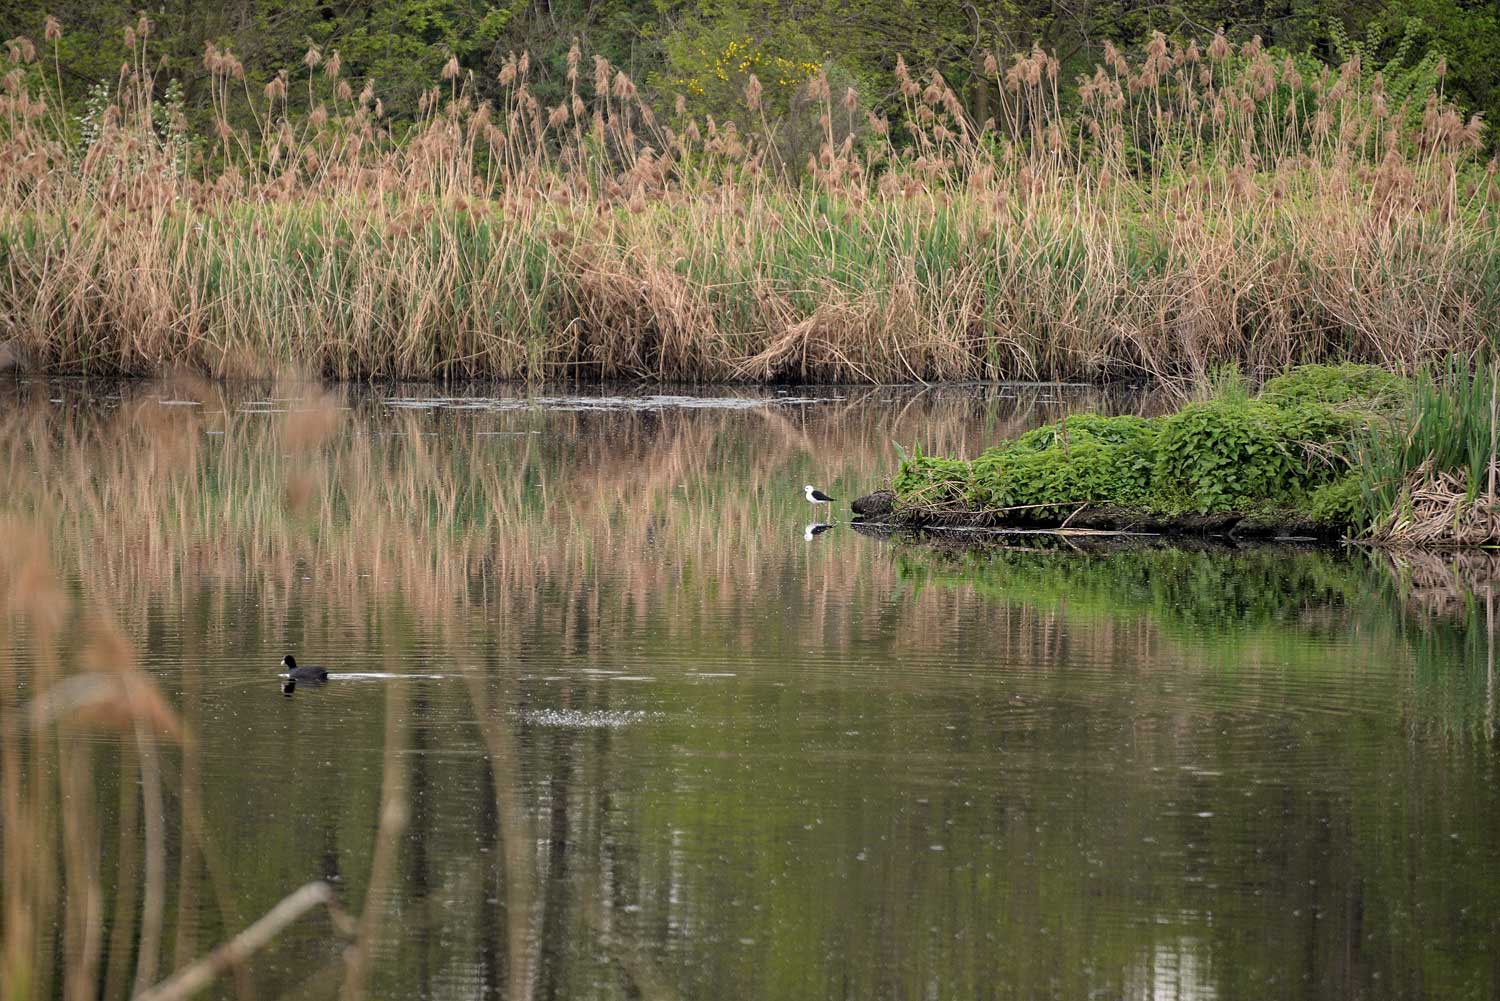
[[850, 489, 1337, 540]]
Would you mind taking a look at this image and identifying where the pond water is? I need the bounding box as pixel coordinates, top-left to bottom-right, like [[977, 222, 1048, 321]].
[[3, 378, 1499, 1001]]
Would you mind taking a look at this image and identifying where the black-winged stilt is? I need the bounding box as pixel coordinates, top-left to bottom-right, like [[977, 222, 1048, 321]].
[[804, 484, 836, 505]]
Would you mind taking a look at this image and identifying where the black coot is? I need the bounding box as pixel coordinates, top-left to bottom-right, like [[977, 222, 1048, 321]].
[[281, 654, 329, 683]]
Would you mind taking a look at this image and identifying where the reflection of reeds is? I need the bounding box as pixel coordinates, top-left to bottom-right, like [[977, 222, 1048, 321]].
[[9, 378, 1500, 995], [8, 380, 1131, 997], [3, 501, 370, 998], [4, 380, 1133, 647], [0, 530, 184, 1001], [3, 520, 64, 1001], [1381, 547, 1500, 619], [341, 679, 409, 1001], [465, 670, 537, 1001]]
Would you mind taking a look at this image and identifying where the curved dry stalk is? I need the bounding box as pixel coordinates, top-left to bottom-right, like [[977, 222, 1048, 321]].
[[134, 882, 337, 1001]]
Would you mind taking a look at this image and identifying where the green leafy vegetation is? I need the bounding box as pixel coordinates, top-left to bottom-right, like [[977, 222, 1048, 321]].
[[893, 364, 1403, 528], [3, 0, 1496, 145]]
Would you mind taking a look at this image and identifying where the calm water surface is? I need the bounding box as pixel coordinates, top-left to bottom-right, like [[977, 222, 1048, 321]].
[[3, 379, 1499, 1000]]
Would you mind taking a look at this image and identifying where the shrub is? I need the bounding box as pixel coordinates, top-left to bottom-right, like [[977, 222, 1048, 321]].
[[1307, 474, 1366, 529], [1153, 395, 1367, 513]]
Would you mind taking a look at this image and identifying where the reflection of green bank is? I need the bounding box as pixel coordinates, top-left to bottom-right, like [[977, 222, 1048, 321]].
[[894, 540, 1500, 738], [898, 544, 1368, 636], [889, 365, 1405, 537]]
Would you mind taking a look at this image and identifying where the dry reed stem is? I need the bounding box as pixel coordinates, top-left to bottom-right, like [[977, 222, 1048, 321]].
[[339, 675, 410, 1001], [135, 881, 339, 1001]]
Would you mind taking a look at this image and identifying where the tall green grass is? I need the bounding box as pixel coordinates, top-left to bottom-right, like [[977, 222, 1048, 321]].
[[1357, 359, 1500, 544]]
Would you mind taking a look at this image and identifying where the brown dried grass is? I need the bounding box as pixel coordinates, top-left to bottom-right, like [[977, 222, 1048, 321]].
[[0, 27, 1493, 381], [1370, 461, 1500, 547]]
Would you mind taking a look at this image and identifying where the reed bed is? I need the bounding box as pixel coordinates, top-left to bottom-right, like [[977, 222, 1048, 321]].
[[1358, 359, 1500, 545], [0, 24, 1495, 381]]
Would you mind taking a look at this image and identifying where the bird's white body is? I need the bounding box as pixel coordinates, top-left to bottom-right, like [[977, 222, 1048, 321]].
[[804, 484, 835, 504]]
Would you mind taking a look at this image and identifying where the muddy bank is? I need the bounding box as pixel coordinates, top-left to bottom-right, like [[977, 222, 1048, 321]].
[[849, 491, 1338, 541]]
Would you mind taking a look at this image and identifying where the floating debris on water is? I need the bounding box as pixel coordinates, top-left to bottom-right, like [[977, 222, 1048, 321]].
[[515, 708, 662, 729]]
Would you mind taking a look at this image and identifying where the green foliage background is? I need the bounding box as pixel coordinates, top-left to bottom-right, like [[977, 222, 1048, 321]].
[[3, 0, 1495, 146]]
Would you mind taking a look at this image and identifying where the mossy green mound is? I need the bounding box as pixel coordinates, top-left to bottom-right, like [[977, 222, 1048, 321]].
[[891, 364, 1405, 532], [1258, 363, 1409, 410]]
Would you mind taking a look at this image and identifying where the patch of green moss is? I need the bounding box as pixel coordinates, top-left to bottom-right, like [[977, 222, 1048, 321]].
[[892, 364, 1400, 530], [1258, 362, 1408, 411]]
